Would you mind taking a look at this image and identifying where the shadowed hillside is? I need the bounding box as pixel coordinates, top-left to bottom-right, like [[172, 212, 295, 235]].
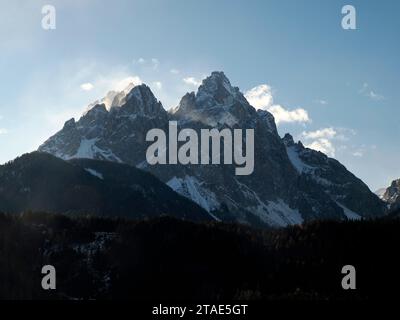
[[0, 152, 211, 221]]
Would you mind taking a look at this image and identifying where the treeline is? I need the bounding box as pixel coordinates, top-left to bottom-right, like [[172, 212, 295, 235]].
[[0, 211, 399, 300]]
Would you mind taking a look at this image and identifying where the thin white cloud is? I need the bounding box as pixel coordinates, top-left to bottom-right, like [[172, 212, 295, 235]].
[[302, 127, 336, 140], [92, 75, 142, 94], [0, 128, 8, 135], [306, 138, 335, 157], [360, 83, 385, 101], [301, 128, 338, 156], [133, 57, 160, 70], [170, 69, 180, 74], [244, 84, 273, 110], [112, 76, 142, 92], [352, 151, 364, 157], [245, 84, 310, 124], [183, 77, 202, 87], [151, 58, 159, 70], [80, 82, 94, 91], [83, 75, 143, 111], [152, 81, 162, 90], [301, 127, 356, 157], [268, 105, 310, 125], [368, 91, 384, 101], [314, 99, 328, 105]]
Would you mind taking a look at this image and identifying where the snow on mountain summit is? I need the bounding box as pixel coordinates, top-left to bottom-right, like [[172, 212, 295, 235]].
[[173, 71, 260, 128], [38, 71, 387, 227], [85, 81, 156, 114]]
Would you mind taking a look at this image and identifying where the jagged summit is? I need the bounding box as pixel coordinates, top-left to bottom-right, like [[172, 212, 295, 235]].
[[85, 83, 162, 115], [39, 82, 167, 164], [116, 83, 166, 117], [197, 71, 239, 101], [379, 179, 400, 211], [282, 133, 295, 147], [195, 71, 248, 108], [38, 71, 386, 227], [172, 71, 259, 128]]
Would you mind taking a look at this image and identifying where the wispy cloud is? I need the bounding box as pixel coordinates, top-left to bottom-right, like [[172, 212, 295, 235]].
[[0, 128, 8, 135], [268, 105, 310, 125], [245, 84, 310, 124], [244, 84, 274, 110], [151, 58, 160, 70], [306, 139, 335, 157], [90, 75, 142, 94], [183, 77, 202, 87], [368, 91, 384, 101], [359, 83, 385, 101], [80, 82, 94, 91], [133, 57, 159, 70], [170, 69, 180, 74], [301, 128, 337, 156], [302, 127, 336, 140], [352, 151, 364, 157], [133, 58, 146, 65], [314, 99, 328, 105], [152, 81, 162, 90], [301, 127, 356, 157]]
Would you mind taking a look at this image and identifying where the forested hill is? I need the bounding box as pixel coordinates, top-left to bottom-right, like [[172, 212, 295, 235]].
[[0, 212, 399, 300]]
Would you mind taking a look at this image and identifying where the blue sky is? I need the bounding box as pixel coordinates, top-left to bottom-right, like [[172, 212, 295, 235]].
[[0, 0, 399, 190]]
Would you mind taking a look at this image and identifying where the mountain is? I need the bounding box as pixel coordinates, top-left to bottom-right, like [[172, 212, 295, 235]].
[[282, 134, 384, 220], [377, 179, 400, 211], [39, 71, 386, 227], [0, 152, 211, 221], [375, 188, 387, 199]]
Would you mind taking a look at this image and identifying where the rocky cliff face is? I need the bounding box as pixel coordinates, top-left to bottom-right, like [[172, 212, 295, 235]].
[[39, 71, 386, 227], [378, 179, 400, 211]]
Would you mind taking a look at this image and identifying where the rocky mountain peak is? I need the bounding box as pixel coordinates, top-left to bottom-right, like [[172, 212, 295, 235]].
[[173, 71, 257, 127], [282, 133, 305, 149], [63, 118, 76, 129], [256, 110, 278, 134], [84, 82, 159, 113], [38, 70, 387, 227], [195, 71, 241, 106], [85, 103, 108, 116], [111, 84, 166, 117], [283, 133, 295, 147], [172, 92, 196, 114], [381, 179, 400, 209]]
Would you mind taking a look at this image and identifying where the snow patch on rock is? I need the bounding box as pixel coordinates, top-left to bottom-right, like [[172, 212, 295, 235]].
[[286, 145, 314, 174], [336, 202, 362, 220], [167, 175, 220, 218], [85, 168, 104, 180]]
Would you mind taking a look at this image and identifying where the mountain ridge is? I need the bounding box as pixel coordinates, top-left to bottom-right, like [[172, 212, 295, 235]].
[[377, 178, 400, 211], [0, 152, 211, 221], [38, 71, 386, 227]]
